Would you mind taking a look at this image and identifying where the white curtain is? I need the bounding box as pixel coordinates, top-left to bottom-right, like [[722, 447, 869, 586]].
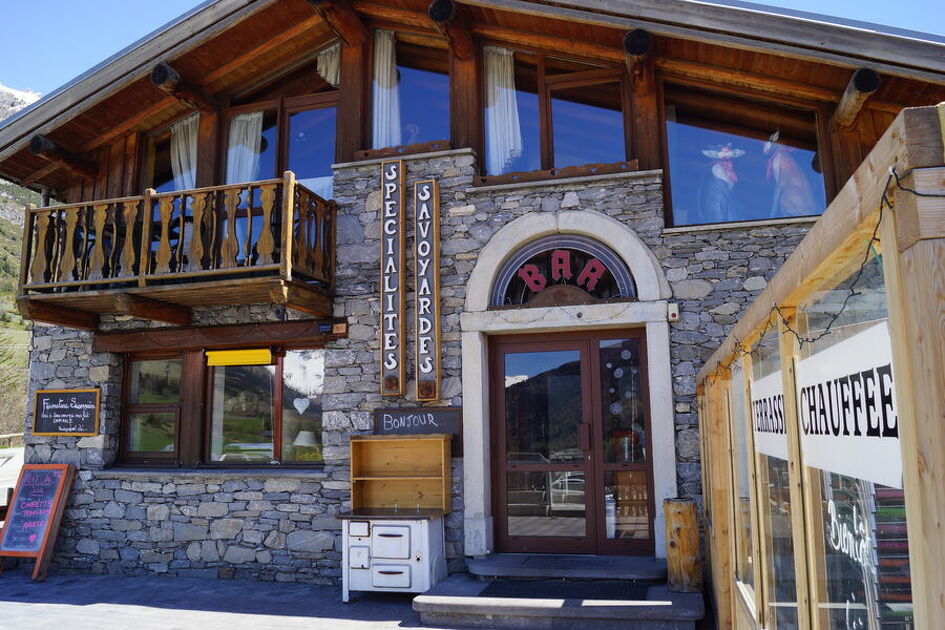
[[372, 30, 401, 149], [484, 46, 522, 176], [170, 113, 199, 190], [225, 111, 264, 184], [316, 42, 341, 88]]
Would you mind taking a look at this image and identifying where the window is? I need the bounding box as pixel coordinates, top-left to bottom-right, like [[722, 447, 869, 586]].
[[145, 114, 200, 192], [483, 48, 629, 176], [664, 85, 826, 226], [121, 348, 324, 467], [728, 360, 756, 590], [371, 30, 450, 150]]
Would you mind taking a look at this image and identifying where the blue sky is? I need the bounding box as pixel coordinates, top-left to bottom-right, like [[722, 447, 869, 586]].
[[0, 0, 943, 96]]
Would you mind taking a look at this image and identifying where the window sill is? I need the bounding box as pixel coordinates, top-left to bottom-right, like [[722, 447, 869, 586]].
[[468, 166, 662, 194], [353, 139, 452, 161], [94, 467, 330, 481], [334, 146, 474, 169], [662, 215, 819, 235]]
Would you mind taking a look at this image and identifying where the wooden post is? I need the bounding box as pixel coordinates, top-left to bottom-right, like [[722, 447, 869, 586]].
[[28, 135, 98, 180], [150, 62, 218, 112], [281, 171, 296, 282], [664, 497, 703, 592]]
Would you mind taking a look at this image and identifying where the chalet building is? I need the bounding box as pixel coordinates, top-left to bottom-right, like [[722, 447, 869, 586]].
[[1, 0, 944, 628]]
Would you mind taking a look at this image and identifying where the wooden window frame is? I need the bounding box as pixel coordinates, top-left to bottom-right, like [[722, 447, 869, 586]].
[[478, 48, 632, 180], [119, 346, 324, 469]]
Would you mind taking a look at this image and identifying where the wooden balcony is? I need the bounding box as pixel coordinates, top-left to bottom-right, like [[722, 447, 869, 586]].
[[17, 172, 335, 330]]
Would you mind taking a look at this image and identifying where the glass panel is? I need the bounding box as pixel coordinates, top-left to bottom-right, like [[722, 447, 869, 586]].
[[603, 470, 649, 540], [398, 65, 449, 145], [226, 109, 278, 182], [507, 471, 586, 537], [487, 58, 540, 175], [599, 338, 646, 463], [730, 361, 755, 588], [552, 82, 624, 169], [798, 254, 913, 629], [665, 86, 826, 226], [209, 365, 275, 462], [150, 139, 175, 193], [288, 107, 337, 199], [504, 350, 583, 464], [281, 349, 324, 463], [129, 359, 182, 404], [127, 412, 176, 453], [751, 331, 798, 629]]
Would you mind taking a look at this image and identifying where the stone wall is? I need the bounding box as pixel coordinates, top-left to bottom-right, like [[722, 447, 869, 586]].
[[21, 148, 812, 582]]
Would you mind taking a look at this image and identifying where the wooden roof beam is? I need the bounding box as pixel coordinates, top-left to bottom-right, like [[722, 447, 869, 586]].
[[19, 162, 62, 189], [17, 298, 99, 331], [28, 134, 98, 180], [623, 29, 654, 94], [151, 62, 219, 112], [429, 0, 475, 61], [307, 0, 367, 47], [831, 68, 882, 129], [114, 294, 192, 326]]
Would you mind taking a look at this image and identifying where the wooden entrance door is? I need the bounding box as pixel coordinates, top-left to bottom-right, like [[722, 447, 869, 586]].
[[491, 331, 655, 555]]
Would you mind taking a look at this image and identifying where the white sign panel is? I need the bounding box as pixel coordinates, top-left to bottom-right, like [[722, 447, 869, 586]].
[[750, 371, 788, 461], [380, 160, 406, 396], [414, 180, 441, 401], [796, 322, 901, 488]]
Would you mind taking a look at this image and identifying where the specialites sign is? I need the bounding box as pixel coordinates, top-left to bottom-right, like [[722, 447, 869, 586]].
[[414, 180, 441, 400], [380, 160, 406, 396]]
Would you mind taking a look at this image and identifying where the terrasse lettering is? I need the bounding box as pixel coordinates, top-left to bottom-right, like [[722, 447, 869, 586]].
[[751, 393, 785, 435], [799, 363, 897, 439]]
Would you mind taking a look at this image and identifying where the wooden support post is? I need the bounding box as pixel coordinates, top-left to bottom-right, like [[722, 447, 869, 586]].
[[307, 0, 367, 46], [623, 29, 660, 171], [28, 135, 97, 180], [150, 62, 218, 113], [429, 0, 475, 61], [16, 298, 99, 330], [113, 294, 192, 326], [831, 68, 881, 129], [623, 29, 653, 94], [664, 497, 703, 592]]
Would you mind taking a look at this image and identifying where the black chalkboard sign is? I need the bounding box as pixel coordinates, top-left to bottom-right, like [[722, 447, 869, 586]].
[[33, 389, 100, 437], [0, 464, 75, 580], [375, 407, 462, 455]]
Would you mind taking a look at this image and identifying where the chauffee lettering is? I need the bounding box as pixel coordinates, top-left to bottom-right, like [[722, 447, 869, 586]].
[[799, 363, 897, 439]]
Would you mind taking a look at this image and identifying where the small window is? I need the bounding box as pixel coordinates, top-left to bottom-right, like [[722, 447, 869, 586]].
[[372, 31, 450, 149], [665, 85, 827, 226], [483, 48, 628, 176], [121, 349, 323, 467]]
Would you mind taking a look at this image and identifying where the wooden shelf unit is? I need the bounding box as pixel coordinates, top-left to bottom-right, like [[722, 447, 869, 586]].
[[349, 434, 451, 513]]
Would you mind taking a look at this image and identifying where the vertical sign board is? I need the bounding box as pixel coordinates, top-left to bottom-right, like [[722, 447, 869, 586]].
[[0, 464, 75, 580], [380, 160, 406, 396], [414, 180, 441, 401]]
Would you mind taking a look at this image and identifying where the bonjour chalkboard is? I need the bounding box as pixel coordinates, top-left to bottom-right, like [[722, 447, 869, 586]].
[[374, 407, 462, 455], [32, 389, 100, 437], [0, 464, 75, 580]]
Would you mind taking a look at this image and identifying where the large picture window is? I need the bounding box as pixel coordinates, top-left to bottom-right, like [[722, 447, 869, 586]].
[[121, 348, 324, 467], [665, 85, 826, 226]]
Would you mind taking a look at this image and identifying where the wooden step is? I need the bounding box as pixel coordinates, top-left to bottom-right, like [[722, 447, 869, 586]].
[[466, 553, 667, 582]]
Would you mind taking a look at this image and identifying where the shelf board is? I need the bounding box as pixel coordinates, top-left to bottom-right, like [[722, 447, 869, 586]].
[[352, 475, 442, 481]]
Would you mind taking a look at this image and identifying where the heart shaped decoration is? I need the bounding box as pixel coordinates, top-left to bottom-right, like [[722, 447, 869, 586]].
[[28, 533, 37, 544], [293, 397, 311, 415]]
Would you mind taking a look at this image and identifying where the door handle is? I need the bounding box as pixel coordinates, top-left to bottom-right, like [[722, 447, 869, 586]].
[[577, 423, 590, 451]]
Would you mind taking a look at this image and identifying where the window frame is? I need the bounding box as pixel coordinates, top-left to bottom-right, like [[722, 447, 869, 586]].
[[119, 347, 324, 469], [480, 47, 633, 177]]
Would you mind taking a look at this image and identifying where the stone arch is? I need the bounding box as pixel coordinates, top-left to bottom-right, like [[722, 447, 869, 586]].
[[465, 210, 670, 312]]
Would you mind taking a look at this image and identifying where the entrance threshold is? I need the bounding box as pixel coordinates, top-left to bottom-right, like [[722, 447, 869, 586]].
[[467, 553, 667, 581]]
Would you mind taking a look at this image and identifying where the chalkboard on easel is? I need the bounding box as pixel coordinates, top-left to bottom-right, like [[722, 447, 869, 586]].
[[0, 464, 75, 581], [32, 389, 100, 437]]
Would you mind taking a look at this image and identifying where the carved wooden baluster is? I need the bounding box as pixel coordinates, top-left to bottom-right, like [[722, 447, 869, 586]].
[[105, 204, 121, 278], [30, 210, 50, 285], [188, 192, 207, 272], [313, 197, 325, 280], [243, 187, 254, 265], [293, 189, 307, 273], [60, 206, 80, 282], [219, 187, 240, 268], [175, 195, 188, 271], [207, 192, 219, 269], [153, 196, 175, 274], [120, 200, 138, 278], [87, 203, 108, 280], [256, 184, 276, 265]]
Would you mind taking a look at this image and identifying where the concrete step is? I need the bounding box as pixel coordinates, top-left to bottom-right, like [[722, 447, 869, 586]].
[[413, 574, 704, 630], [467, 553, 667, 581]]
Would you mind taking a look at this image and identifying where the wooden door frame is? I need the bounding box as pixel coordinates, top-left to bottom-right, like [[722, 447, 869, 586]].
[[489, 328, 656, 555]]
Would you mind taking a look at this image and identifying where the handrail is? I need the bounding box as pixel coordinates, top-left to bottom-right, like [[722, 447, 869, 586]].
[[19, 171, 334, 295]]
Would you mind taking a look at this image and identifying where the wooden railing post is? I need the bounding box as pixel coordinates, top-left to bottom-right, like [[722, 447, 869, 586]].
[[138, 188, 156, 287], [18, 204, 36, 292], [281, 171, 296, 282], [664, 497, 703, 592]]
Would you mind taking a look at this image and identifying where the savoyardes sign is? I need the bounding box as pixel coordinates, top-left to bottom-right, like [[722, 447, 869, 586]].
[[795, 322, 901, 488]]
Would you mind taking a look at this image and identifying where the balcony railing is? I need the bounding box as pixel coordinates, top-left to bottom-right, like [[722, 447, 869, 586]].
[[15, 172, 335, 328], [19, 171, 334, 294]]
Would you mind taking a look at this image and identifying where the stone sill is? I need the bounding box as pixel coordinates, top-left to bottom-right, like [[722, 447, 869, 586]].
[[466, 169, 663, 194], [333, 147, 476, 170], [93, 467, 331, 481], [662, 215, 818, 235]]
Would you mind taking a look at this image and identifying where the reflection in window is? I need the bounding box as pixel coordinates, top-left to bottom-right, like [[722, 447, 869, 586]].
[[225, 110, 278, 184], [129, 359, 182, 404], [730, 360, 755, 588], [552, 82, 624, 169], [665, 86, 826, 226], [372, 31, 450, 149], [599, 339, 646, 463], [209, 364, 275, 462], [281, 349, 324, 463], [288, 107, 337, 199], [128, 412, 176, 453], [125, 357, 182, 458]]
